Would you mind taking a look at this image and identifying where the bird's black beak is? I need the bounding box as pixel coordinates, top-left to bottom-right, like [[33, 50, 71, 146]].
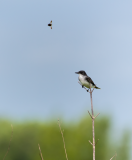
[[75, 72, 79, 74]]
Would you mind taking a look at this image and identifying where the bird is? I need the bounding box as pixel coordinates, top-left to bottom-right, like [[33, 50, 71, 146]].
[[75, 70, 100, 90], [48, 20, 52, 29]]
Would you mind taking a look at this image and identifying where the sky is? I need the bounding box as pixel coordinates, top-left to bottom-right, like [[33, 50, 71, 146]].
[[0, 0, 132, 149]]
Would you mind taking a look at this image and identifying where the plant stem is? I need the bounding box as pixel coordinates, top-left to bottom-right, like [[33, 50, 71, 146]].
[[90, 85, 95, 160]]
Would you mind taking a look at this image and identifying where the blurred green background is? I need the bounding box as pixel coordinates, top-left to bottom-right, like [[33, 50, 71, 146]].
[[0, 116, 130, 160]]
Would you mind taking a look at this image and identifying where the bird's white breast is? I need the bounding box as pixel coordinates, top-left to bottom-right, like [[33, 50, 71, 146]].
[[78, 74, 85, 83], [78, 74, 94, 88]]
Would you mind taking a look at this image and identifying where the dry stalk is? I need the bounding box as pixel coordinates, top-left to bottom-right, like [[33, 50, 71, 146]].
[[110, 153, 117, 160], [38, 144, 44, 160], [89, 140, 93, 146], [3, 124, 13, 160], [95, 139, 99, 146], [78, 81, 117, 160], [58, 119, 68, 160], [89, 84, 95, 160], [78, 82, 100, 160]]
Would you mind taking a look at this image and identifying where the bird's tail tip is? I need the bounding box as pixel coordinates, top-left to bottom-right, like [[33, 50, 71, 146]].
[[95, 86, 101, 89]]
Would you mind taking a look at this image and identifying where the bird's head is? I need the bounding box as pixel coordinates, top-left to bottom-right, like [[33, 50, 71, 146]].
[[75, 70, 87, 76]]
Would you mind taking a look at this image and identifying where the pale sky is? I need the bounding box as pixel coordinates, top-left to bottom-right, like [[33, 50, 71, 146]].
[[0, 0, 132, 147]]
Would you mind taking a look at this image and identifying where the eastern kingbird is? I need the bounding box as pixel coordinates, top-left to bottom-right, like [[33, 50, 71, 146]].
[[75, 70, 100, 89], [48, 20, 52, 29]]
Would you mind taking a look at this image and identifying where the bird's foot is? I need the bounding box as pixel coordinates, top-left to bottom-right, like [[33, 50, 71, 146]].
[[82, 85, 84, 88], [87, 89, 89, 92]]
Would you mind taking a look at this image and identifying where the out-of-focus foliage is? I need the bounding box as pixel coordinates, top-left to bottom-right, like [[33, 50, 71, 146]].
[[0, 117, 130, 160], [116, 131, 130, 160]]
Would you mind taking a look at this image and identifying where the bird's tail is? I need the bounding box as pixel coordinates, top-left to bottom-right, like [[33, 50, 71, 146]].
[[95, 86, 101, 89]]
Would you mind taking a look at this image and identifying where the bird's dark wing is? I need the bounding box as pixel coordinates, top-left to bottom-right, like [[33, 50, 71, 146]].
[[48, 21, 52, 26], [85, 76, 95, 86]]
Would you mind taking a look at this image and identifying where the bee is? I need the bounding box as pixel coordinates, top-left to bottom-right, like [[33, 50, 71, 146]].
[[48, 20, 52, 29]]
